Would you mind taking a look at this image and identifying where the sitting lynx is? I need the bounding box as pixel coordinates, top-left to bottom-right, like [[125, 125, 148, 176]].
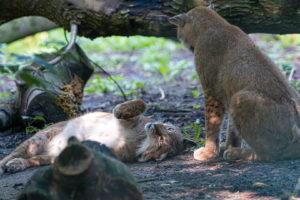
[[0, 99, 195, 174], [169, 7, 300, 161]]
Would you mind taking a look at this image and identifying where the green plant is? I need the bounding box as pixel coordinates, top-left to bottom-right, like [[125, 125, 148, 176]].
[[22, 115, 51, 134], [0, 80, 10, 99], [138, 50, 192, 82], [192, 105, 201, 109], [192, 89, 201, 99], [262, 34, 300, 47], [123, 79, 146, 97], [290, 81, 300, 93], [85, 74, 121, 95], [89, 54, 129, 71], [277, 34, 300, 47], [282, 63, 293, 77], [183, 119, 203, 143], [84, 74, 146, 98]]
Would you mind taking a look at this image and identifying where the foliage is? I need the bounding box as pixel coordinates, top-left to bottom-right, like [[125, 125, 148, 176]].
[[22, 115, 52, 134], [290, 81, 300, 93], [0, 91, 9, 98], [138, 49, 192, 82], [84, 74, 146, 98], [192, 88, 201, 99], [0, 29, 300, 101], [262, 34, 300, 47], [192, 105, 201, 109], [183, 119, 203, 143], [0, 28, 191, 83], [79, 35, 182, 53], [259, 34, 299, 72]]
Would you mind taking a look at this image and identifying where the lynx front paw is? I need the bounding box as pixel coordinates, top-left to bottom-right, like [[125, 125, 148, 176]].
[[194, 147, 218, 161], [5, 158, 28, 173]]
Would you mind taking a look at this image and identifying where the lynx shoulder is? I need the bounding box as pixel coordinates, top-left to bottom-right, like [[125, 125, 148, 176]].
[[169, 7, 300, 161], [0, 99, 195, 174]]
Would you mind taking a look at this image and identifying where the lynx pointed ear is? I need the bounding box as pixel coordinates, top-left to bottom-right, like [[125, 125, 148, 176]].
[[168, 14, 187, 27], [182, 139, 197, 149], [208, 2, 215, 10]]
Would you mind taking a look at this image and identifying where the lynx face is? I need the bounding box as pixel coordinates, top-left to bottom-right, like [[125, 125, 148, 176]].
[[136, 122, 193, 162], [168, 14, 197, 52]]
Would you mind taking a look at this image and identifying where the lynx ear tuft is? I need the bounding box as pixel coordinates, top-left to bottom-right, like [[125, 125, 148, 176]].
[[208, 2, 215, 10], [168, 14, 187, 27]]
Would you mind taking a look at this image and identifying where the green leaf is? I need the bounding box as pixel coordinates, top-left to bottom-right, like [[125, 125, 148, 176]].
[[33, 56, 56, 73]]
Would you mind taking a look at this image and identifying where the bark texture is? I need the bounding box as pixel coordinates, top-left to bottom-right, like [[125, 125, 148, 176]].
[[213, 0, 300, 34], [1, 0, 299, 41]]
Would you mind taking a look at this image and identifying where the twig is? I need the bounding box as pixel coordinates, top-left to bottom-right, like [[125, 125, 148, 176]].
[[49, 22, 78, 65], [137, 178, 160, 183], [88, 59, 128, 102], [154, 108, 192, 113], [289, 66, 295, 82], [159, 87, 165, 100]]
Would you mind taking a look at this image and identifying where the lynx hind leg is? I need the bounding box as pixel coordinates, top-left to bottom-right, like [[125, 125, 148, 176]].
[[0, 135, 50, 174], [223, 147, 260, 161], [113, 99, 146, 120], [229, 90, 298, 160], [0, 121, 65, 175], [0, 135, 46, 175], [220, 117, 241, 156], [5, 155, 53, 173]]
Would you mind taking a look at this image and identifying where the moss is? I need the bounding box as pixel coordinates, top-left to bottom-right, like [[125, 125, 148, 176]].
[[53, 76, 83, 117]]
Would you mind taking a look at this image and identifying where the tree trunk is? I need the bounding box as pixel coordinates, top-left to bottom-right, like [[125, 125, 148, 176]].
[[0, 17, 57, 44], [1, 0, 299, 41], [0, 44, 94, 131]]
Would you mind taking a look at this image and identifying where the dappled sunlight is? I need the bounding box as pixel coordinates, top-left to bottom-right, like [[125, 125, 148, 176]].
[[172, 188, 263, 199], [128, 153, 300, 199]]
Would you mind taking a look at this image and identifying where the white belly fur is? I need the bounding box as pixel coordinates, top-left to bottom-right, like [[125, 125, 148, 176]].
[[47, 112, 129, 157]]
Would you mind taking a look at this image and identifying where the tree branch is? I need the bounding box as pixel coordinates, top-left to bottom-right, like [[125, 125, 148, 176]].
[[0, 0, 300, 40]]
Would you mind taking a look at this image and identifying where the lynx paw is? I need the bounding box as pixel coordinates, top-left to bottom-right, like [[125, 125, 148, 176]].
[[223, 148, 256, 161], [5, 158, 28, 173], [194, 147, 218, 161], [219, 142, 227, 156], [113, 99, 146, 119]]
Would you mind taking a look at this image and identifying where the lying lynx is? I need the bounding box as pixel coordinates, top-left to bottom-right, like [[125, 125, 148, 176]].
[[0, 99, 195, 174], [169, 7, 300, 161]]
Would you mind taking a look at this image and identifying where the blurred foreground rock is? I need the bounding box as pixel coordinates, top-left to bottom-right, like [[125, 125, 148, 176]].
[[17, 137, 143, 200]]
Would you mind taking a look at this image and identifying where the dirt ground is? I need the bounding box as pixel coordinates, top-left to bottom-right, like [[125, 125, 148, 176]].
[[1, 34, 300, 199]]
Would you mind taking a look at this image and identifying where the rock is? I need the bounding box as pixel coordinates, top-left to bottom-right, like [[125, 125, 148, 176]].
[[17, 137, 143, 200]]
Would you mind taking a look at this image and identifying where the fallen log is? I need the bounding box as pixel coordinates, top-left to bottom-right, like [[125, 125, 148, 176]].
[[1, 0, 300, 41]]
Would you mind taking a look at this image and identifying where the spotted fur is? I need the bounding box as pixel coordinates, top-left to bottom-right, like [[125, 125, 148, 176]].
[[0, 99, 195, 174]]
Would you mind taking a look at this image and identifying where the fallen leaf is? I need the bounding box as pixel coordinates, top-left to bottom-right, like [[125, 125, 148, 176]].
[[252, 182, 268, 188]]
